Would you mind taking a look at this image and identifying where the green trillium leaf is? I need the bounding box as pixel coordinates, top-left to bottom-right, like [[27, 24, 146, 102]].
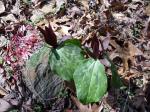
[[27, 46, 51, 68], [49, 45, 84, 81], [73, 58, 107, 104], [63, 39, 81, 47], [104, 53, 123, 88]]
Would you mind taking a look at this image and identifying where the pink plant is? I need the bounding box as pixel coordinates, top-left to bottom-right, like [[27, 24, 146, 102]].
[[3, 25, 42, 76]]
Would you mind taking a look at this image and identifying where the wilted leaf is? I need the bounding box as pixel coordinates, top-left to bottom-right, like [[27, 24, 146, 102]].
[[24, 45, 63, 104], [27, 46, 50, 68], [71, 95, 92, 112], [71, 95, 103, 112], [73, 58, 107, 104]]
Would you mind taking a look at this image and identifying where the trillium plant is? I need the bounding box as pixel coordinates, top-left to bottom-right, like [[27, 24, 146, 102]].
[[34, 24, 122, 104]]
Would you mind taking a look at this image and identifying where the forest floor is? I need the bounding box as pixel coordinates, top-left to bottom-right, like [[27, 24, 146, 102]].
[[0, 0, 150, 112]]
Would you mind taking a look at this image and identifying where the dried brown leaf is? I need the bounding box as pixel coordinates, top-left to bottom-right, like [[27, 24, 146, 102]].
[[71, 95, 103, 112]]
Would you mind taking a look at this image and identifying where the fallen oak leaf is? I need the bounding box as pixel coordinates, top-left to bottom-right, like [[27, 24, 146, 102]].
[[122, 41, 142, 71], [113, 40, 143, 72], [71, 95, 92, 112]]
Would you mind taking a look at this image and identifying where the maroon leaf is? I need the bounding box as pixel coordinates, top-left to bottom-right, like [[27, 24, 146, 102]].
[[38, 24, 58, 48], [91, 34, 100, 58]]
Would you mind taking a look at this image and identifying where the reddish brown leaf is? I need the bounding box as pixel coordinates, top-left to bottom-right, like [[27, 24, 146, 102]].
[[38, 24, 58, 48], [91, 34, 100, 58]]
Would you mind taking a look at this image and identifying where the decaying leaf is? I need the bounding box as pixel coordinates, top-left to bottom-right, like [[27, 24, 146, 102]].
[[112, 40, 143, 72], [71, 95, 103, 112], [23, 46, 63, 104]]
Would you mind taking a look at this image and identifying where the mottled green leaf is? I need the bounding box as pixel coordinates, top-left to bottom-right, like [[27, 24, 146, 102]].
[[49, 45, 84, 81], [27, 46, 51, 68], [25, 45, 63, 104], [63, 39, 81, 47], [110, 62, 123, 88], [73, 58, 107, 104], [104, 53, 123, 88]]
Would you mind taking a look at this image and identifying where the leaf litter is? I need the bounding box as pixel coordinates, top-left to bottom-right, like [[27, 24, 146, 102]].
[[0, 0, 150, 111]]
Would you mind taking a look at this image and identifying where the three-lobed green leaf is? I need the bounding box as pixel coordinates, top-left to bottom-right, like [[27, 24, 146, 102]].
[[73, 58, 107, 104]]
